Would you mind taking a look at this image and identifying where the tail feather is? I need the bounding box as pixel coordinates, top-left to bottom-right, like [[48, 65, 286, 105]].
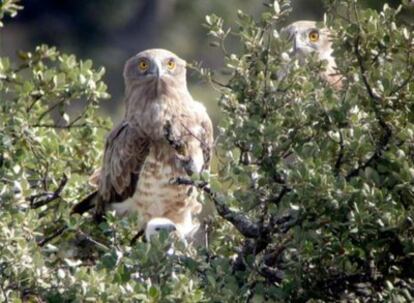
[[71, 191, 98, 215]]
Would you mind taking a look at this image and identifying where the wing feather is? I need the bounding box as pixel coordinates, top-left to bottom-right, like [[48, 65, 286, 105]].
[[99, 121, 150, 205]]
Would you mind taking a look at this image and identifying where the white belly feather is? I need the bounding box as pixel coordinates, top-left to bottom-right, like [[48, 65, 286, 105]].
[[110, 145, 201, 237]]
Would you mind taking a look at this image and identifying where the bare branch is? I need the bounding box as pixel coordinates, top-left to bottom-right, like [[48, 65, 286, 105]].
[[28, 174, 68, 209], [130, 229, 145, 245], [37, 226, 67, 247], [31, 123, 87, 129], [36, 98, 66, 123], [76, 230, 110, 252], [26, 94, 43, 113], [389, 57, 414, 97]]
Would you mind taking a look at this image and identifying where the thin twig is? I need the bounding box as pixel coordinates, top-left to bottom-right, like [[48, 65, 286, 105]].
[[354, 36, 381, 101], [77, 230, 110, 252], [388, 49, 413, 97], [389, 69, 414, 97], [178, 121, 207, 149], [37, 226, 67, 247], [37, 98, 66, 123], [28, 174, 68, 209], [31, 123, 87, 129], [210, 77, 229, 88], [26, 95, 43, 113], [130, 229, 145, 245]]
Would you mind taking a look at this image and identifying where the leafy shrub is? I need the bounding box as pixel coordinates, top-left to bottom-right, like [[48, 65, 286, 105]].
[[1, 0, 414, 302]]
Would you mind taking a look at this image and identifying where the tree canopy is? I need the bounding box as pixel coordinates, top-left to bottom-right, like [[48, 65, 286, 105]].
[[1, 0, 414, 302]]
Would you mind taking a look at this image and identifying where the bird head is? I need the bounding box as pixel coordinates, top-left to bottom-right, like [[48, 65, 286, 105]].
[[145, 217, 180, 242], [282, 20, 343, 90], [282, 21, 333, 61], [123, 48, 187, 85]]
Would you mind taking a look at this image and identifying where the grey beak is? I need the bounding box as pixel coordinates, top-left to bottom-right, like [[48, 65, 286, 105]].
[[153, 60, 163, 79], [292, 37, 297, 52], [155, 65, 161, 79]]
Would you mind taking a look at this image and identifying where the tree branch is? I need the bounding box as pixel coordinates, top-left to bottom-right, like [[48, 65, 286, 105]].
[[346, 36, 392, 181], [232, 238, 269, 272], [37, 225, 67, 247], [36, 98, 66, 123], [258, 264, 284, 284], [389, 64, 414, 97], [172, 177, 261, 238], [270, 185, 291, 205], [388, 45, 413, 97], [28, 174, 68, 209], [354, 37, 381, 102], [31, 123, 88, 129], [172, 175, 299, 278], [267, 211, 297, 234]]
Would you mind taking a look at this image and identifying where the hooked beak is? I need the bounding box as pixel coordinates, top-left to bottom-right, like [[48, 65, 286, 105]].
[[293, 36, 313, 56], [153, 60, 164, 80], [283, 28, 300, 54], [292, 36, 298, 53], [292, 34, 306, 54]]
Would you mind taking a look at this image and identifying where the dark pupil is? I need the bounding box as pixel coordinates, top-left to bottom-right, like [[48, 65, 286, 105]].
[[155, 227, 160, 231]]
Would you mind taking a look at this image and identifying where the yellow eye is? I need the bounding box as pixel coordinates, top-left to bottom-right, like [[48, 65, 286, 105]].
[[166, 59, 176, 70], [138, 60, 149, 71], [308, 30, 320, 42]]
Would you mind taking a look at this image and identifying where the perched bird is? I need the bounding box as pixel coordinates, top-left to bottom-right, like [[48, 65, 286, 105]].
[[282, 20, 343, 90], [72, 49, 213, 241]]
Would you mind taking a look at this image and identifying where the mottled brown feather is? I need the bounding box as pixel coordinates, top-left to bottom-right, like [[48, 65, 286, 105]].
[[99, 121, 150, 204]]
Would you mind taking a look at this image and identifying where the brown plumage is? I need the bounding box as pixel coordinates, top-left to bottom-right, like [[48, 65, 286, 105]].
[[72, 49, 213, 239]]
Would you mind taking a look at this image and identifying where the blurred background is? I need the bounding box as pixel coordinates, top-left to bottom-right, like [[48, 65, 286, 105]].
[[0, 0, 412, 125]]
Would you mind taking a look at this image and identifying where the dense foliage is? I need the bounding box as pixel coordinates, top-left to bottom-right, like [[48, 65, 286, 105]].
[[1, 0, 414, 302]]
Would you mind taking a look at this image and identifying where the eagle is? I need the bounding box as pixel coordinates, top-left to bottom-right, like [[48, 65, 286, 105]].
[[72, 49, 213, 241], [282, 20, 343, 90]]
